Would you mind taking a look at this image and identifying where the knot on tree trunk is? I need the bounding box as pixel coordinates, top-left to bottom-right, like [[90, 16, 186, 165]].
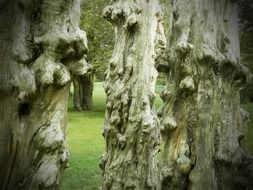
[[103, 0, 142, 30]]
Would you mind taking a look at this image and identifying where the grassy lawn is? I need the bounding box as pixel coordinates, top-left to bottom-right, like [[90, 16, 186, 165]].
[[60, 82, 106, 190], [61, 82, 253, 189]]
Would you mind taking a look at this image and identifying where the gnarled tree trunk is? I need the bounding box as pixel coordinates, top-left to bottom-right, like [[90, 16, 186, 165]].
[[73, 72, 94, 111], [0, 0, 89, 189], [158, 0, 253, 189], [100, 0, 166, 189]]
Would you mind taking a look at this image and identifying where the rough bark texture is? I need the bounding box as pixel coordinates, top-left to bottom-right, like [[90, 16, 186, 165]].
[[101, 0, 166, 189], [0, 0, 89, 189], [73, 73, 94, 111], [158, 0, 253, 189]]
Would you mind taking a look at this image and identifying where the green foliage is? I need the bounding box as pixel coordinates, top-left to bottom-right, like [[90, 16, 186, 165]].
[[238, 0, 253, 31], [80, 1, 114, 81], [241, 84, 253, 103]]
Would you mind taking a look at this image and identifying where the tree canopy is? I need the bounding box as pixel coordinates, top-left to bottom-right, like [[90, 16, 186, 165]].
[[80, 0, 114, 80]]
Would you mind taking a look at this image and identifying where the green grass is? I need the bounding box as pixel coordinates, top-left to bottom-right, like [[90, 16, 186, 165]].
[[61, 82, 253, 189], [60, 82, 106, 190]]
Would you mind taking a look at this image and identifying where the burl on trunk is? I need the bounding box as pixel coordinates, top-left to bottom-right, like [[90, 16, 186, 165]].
[[0, 0, 89, 189], [100, 0, 166, 189], [158, 0, 253, 189]]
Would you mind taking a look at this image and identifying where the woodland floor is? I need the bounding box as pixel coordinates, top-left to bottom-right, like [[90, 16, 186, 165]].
[[60, 82, 253, 190]]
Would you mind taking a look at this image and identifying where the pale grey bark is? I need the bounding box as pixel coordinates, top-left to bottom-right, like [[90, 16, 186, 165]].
[[0, 0, 89, 189], [101, 0, 166, 189], [159, 0, 253, 189]]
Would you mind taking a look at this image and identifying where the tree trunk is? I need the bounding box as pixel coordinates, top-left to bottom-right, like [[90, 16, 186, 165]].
[[100, 0, 166, 189], [0, 0, 89, 189], [158, 0, 253, 189], [73, 73, 94, 111]]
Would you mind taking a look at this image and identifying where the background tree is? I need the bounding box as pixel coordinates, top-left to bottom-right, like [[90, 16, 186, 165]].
[[158, 0, 253, 189], [239, 0, 253, 103], [81, 0, 114, 81], [73, 71, 94, 111], [100, 0, 166, 189], [72, 0, 114, 111], [0, 0, 88, 189]]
